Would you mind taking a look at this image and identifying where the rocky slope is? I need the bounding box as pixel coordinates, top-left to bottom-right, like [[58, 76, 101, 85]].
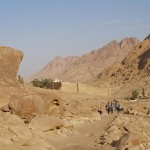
[[93, 34, 150, 97], [30, 37, 139, 83], [31, 56, 79, 80]]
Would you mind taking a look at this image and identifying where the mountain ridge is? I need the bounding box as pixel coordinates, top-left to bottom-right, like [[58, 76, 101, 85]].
[[92, 35, 150, 96], [30, 37, 140, 83]]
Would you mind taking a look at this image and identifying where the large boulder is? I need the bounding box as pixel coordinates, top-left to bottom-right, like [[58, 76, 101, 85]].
[[9, 92, 65, 122], [113, 132, 150, 150], [113, 132, 142, 149], [0, 46, 23, 107], [9, 94, 44, 121]]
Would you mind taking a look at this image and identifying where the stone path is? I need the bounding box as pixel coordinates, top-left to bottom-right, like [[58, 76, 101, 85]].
[[51, 114, 116, 150]]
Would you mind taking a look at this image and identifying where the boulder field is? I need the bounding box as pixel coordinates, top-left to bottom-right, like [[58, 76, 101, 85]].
[[0, 46, 149, 150]]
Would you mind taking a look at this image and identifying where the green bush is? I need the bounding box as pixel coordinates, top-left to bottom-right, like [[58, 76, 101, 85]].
[[131, 90, 139, 100], [31, 78, 53, 89], [41, 78, 53, 89], [31, 79, 42, 87]]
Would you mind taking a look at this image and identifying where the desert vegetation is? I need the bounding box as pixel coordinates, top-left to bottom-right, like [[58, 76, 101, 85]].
[[131, 90, 139, 100], [31, 78, 62, 90], [31, 78, 53, 88]]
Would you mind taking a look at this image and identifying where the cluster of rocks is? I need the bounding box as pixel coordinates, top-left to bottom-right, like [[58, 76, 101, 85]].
[[0, 106, 95, 150], [124, 105, 150, 116], [0, 69, 101, 149], [100, 114, 150, 150], [0, 85, 103, 150], [122, 100, 150, 117]]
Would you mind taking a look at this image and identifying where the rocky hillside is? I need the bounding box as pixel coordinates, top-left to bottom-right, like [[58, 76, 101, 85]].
[[30, 37, 139, 83], [31, 56, 79, 80], [93, 34, 150, 97]]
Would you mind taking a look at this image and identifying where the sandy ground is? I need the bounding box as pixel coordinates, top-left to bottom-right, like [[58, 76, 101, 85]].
[[50, 113, 116, 150]]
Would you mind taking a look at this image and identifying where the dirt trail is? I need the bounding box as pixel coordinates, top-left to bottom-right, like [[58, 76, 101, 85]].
[[51, 114, 116, 150]]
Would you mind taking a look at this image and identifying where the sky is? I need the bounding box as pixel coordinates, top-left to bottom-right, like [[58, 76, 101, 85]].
[[0, 0, 150, 77]]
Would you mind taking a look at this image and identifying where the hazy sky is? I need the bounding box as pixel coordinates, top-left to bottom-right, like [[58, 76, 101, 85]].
[[0, 0, 150, 77]]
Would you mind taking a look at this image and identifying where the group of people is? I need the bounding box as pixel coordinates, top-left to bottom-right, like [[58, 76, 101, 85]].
[[105, 100, 123, 114], [97, 99, 123, 116]]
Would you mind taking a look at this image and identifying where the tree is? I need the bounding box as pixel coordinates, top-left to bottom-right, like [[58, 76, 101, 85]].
[[41, 79, 53, 89], [31, 79, 41, 87], [31, 78, 53, 89]]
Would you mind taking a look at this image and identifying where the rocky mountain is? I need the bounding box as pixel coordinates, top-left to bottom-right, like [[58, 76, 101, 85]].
[[31, 56, 79, 80], [93, 34, 150, 97], [30, 37, 139, 83]]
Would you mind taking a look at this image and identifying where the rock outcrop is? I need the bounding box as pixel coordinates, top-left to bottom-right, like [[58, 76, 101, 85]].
[[9, 94, 44, 121], [0, 46, 23, 107], [8, 92, 64, 122]]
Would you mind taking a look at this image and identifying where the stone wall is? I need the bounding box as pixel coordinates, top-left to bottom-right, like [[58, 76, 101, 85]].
[[61, 82, 111, 96]]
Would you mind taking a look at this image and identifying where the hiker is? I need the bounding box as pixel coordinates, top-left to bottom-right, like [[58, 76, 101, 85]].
[[115, 101, 118, 111], [110, 102, 113, 114], [105, 102, 110, 114], [116, 104, 121, 114], [98, 105, 103, 116], [112, 101, 116, 111], [116, 103, 123, 114]]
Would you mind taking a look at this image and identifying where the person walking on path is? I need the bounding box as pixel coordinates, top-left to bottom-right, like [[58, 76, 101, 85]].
[[105, 102, 111, 114], [110, 102, 114, 114], [98, 105, 103, 118]]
